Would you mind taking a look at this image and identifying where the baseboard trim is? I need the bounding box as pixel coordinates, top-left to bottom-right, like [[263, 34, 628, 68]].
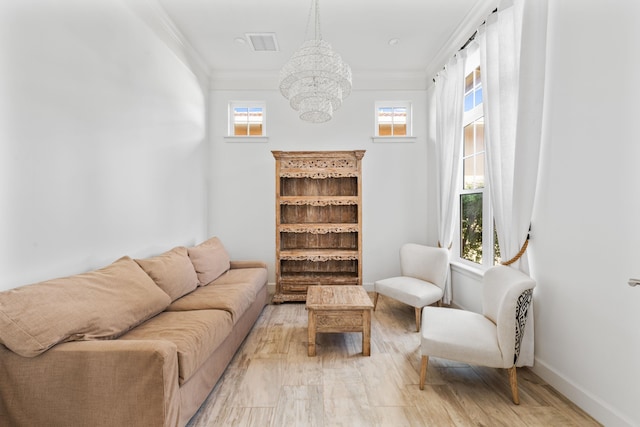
[[531, 357, 635, 427]]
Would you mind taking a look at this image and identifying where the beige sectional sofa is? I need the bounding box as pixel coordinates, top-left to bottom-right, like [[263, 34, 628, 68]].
[[0, 237, 269, 427]]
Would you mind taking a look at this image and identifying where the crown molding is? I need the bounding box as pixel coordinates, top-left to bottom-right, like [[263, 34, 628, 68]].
[[424, 0, 497, 83], [126, 0, 496, 94], [125, 0, 211, 90], [210, 69, 429, 92], [352, 70, 429, 91]]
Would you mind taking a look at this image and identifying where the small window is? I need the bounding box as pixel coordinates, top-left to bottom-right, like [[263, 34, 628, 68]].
[[375, 102, 412, 137], [229, 102, 265, 136]]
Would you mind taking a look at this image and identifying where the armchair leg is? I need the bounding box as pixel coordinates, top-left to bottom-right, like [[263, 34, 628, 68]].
[[373, 292, 379, 310], [414, 307, 421, 332], [419, 355, 428, 390], [508, 366, 520, 404]]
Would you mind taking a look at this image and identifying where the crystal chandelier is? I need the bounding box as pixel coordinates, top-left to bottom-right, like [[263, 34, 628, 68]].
[[279, 0, 352, 123]]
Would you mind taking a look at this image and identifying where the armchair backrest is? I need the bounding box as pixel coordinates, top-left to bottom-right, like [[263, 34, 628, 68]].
[[482, 265, 536, 366], [399, 244, 450, 291]]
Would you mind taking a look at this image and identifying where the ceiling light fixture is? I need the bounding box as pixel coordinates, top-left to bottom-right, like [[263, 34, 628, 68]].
[[278, 0, 352, 123]]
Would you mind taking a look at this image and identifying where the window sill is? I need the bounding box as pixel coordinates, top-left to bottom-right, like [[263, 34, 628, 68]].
[[371, 136, 417, 143], [450, 260, 486, 280], [224, 136, 269, 143]]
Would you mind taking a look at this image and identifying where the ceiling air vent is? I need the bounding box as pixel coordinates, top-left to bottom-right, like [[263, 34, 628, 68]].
[[246, 33, 279, 52]]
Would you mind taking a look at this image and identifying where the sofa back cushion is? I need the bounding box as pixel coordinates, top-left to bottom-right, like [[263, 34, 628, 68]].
[[135, 246, 199, 301], [187, 237, 231, 286], [0, 256, 171, 357]]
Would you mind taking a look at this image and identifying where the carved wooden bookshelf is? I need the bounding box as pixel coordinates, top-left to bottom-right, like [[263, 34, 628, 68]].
[[272, 150, 365, 303]]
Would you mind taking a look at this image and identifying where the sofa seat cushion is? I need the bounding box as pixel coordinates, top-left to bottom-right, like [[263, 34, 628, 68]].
[[0, 256, 171, 358], [135, 246, 199, 302], [166, 284, 256, 324], [119, 310, 233, 385]]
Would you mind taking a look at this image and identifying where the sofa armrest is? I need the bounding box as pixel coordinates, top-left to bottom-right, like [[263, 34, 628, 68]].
[[0, 339, 180, 427], [230, 260, 267, 270]]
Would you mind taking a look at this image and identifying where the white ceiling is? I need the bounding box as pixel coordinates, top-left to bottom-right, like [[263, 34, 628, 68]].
[[157, 0, 496, 86]]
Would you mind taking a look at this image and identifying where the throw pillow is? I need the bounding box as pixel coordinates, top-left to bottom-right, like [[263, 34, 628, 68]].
[[135, 246, 199, 301], [187, 236, 231, 286], [0, 256, 171, 357]]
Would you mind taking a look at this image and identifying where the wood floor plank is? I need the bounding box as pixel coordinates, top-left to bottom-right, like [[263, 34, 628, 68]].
[[225, 356, 285, 407], [211, 407, 273, 427], [359, 353, 410, 406], [284, 327, 324, 387], [186, 298, 602, 427], [437, 366, 512, 426], [369, 405, 426, 427], [271, 385, 324, 427], [323, 365, 374, 426], [413, 384, 472, 426]]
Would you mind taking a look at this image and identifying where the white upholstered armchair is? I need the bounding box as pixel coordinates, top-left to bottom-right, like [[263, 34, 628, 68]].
[[373, 243, 450, 332], [419, 265, 536, 404]]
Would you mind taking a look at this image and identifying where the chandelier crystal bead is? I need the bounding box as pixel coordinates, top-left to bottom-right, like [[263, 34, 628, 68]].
[[278, 0, 352, 123]]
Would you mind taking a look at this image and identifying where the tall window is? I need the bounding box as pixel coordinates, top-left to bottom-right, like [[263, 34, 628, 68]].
[[229, 102, 265, 136], [458, 56, 500, 266], [375, 101, 412, 137]]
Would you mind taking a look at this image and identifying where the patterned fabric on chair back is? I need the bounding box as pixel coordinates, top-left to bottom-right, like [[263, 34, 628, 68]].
[[482, 265, 536, 367]]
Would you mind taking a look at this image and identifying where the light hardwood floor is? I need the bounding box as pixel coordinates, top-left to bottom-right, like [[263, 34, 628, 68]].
[[187, 294, 600, 427]]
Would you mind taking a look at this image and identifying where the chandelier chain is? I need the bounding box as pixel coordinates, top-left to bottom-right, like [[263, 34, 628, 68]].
[[314, 0, 322, 41], [303, 0, 322, 42]]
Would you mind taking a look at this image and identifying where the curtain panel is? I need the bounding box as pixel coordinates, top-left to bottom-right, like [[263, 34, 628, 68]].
[[478, 0, 548, 366], [434, 54, 465, 304], [479, 0, 548, 273]]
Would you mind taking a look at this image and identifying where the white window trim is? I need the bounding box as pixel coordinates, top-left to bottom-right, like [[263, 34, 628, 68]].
[[227, 101, 267, 139], [223, 136, 269, 143], [371, 136, 417, 143], [453, 50, 496, 271], [450, 259, 485, 280], [373, 101, 413, 139], [453, 182, 496, 272]]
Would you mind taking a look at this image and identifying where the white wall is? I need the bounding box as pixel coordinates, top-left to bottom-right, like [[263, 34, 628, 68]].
[[530, 1, 640, 426], [448, 1, 640, 426], [0, 0, 208, 291], [208, 88, 430, 285]]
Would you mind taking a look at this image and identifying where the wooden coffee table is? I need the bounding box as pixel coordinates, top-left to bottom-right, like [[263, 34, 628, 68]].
[[305, 285, 374, 357]]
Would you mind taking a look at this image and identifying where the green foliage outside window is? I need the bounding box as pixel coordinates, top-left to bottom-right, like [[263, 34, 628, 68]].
[[461, 195, 503, 266], [460, 193, 483, 263]]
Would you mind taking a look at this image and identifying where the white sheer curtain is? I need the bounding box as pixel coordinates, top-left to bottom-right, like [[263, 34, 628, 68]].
[[479, 0, 548, 273], [478, 0, 548, 366], [434, 54, 465, 304]]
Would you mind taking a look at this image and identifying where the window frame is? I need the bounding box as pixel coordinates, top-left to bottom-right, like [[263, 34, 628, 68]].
[[373, 101, 414, 142], [453, 51, 498, 270], [226, 101, 267, 142]]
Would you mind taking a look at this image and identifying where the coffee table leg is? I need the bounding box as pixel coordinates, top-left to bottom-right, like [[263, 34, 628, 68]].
[[362, 309, 371, 356], [308, 310, 316, 357]]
